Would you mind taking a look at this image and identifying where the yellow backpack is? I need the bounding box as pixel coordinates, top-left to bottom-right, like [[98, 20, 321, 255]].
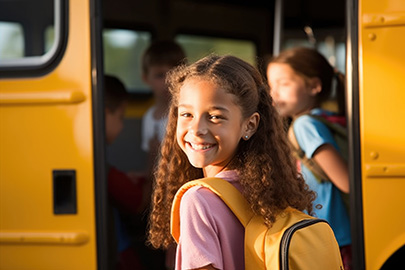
[[171, 177, 343, 270]]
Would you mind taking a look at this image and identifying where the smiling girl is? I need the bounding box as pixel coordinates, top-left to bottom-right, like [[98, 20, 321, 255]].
[[148, 54, 316, 270]]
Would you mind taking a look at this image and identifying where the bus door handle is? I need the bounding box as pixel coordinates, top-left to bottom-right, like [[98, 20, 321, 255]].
[[53, 170, 77, 214]]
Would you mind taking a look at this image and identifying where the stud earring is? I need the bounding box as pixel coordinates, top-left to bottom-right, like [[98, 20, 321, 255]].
[[244, 135, 249, 140]]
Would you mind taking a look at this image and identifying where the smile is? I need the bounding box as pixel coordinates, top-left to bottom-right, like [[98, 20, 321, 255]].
[[188, 142, 215, 150]]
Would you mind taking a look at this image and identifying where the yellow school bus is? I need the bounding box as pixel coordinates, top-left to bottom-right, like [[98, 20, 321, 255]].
[[0, 0, 105, 269], [0, 0, 404, 269], [347, 0, 405, 268]]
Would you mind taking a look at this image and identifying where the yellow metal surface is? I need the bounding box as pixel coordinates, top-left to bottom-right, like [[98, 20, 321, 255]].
[[0, 0, 98, 269], [365, 164, 405, 177], [359, 0, 405, 269], [363, 12, 405, 28], [0, 231, 89, 245], [0, 90, 86, 105]]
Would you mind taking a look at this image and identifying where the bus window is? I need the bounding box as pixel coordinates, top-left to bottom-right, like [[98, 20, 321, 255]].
[[0, 0, 67, 77], [103, 29, 152, 93], [44, 25, 55, 53], [176, 34, 257, 66], [0, 22, 24, 60]]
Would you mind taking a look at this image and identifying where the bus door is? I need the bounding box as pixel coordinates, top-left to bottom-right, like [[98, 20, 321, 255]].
[[348, 0, 405, 268], [0, 0, 107, 269]]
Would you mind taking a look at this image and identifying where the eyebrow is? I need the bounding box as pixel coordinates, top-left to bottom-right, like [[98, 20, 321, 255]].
[[178, 104, 230, 113]]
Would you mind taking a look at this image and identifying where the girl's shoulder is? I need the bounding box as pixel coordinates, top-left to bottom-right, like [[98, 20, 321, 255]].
[[293, 108, 335, 130], [179, 183, 237, 228], [293, 114, 323, 131], [181, 173, 240, 212], [292, 110, 338, 152], [181, 185, 223, 211]]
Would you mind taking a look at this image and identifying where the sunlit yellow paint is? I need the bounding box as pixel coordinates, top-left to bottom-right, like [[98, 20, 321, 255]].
[[0, 90, 86, 104], [0, 231, 89, 245], [0, 0, 98, 269], [359, 0, 405, 269]]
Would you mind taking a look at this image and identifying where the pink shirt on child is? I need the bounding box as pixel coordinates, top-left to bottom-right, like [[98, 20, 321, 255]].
[[175, 170, 245, 270]]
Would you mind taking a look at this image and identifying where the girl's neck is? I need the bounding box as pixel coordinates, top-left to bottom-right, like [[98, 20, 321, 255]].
[[203, 159, 234, 177], [203, 166, 228, 178], [292, 102, 320, 119]]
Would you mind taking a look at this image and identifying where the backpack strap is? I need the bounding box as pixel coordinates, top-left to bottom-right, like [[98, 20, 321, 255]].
[[170, 177, 254, 243], [288, 113, 348, 184], [288, 121, 330, 183], [310, 114, 347, 138]]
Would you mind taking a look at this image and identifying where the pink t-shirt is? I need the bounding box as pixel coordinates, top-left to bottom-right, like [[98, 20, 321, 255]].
[[175, 170, 245, 270]]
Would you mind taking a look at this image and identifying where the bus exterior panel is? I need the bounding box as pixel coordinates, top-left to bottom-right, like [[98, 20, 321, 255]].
[[0, 0, 99, 269], [359, 0, 405, 268]]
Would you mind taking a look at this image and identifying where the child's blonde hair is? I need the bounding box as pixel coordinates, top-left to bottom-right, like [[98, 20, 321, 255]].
[[148, 54, 315, 249]]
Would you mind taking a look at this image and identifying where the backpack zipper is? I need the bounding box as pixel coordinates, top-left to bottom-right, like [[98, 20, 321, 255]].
[[279, 219, 328, 270]]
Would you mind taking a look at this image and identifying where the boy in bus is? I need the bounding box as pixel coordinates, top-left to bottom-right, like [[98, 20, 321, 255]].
[[140, 40, 186, 269], [104, 74, 144, 270], [141, 40, 187, 183]]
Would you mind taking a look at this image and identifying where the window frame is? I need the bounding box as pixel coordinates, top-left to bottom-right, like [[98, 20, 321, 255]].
[[0, 0, 68, 78]]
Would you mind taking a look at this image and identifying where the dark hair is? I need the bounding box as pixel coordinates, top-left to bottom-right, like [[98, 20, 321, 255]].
[[104, 75, 128, 112], [142, 40, 187, 74], [270, 47, 346, 115], [148, 54, 315, 249]]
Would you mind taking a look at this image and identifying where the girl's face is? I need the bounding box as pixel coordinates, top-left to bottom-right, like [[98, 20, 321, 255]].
[[266, 63, 318, 117], [176, 78, 253, 177]]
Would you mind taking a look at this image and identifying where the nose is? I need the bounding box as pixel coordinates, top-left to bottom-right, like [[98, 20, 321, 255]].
[[189, 116, 208, 136]]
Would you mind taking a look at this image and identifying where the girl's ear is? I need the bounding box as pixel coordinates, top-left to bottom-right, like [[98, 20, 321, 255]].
[[242, 112, 260, 140], [309, 77, 322, 96]]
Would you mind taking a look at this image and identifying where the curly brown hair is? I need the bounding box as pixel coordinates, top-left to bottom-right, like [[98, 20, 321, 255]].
[[148, 54, 315, 249]]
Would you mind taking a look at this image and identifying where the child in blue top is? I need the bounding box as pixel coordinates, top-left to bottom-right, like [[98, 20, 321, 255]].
[[266, 47, 352, 269]]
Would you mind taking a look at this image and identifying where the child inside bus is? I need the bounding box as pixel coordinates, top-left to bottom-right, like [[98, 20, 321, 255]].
[[147, 54, 316, 269], [104, 74, 144, 270], [266, 47, 352, 269], [140, 40, 186, 269], [141, 40, 187, 184]]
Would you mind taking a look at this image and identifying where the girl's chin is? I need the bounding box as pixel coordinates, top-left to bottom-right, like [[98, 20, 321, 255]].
[[188, 160, 205, 169], [187, 156, 211, 169]]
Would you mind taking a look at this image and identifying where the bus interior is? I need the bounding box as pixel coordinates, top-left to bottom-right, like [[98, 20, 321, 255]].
[[100, 0, 346, 174]]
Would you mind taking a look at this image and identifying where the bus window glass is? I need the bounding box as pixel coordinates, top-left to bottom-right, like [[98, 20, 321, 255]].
[[0, 22, 24, 60], [103, 29, 151, 93], [45, 26, 55, 53], [175, 34, 256, 66], [0, 0, 66, 76]]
